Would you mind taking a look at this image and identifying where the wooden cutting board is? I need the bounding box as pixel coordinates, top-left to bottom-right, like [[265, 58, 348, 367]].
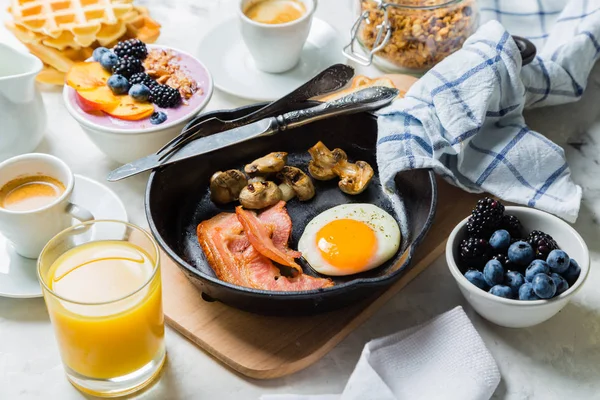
[[161, 177, 484, 379]]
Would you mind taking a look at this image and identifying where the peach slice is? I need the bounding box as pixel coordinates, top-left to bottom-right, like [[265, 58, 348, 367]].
[[76, 86, 120, 112], [105, 95, 155, 121], [66, 62, 112, 91]]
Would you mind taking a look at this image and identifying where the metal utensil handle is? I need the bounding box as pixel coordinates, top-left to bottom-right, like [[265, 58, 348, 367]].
[[235, 64, 355, 122], [278, 86, 399, 130], [158, 64, 355, 155]]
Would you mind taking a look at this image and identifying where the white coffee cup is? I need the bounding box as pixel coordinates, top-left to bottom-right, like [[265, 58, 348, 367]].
[[0, 153, 94, 259], [239, 0, 317, 73]]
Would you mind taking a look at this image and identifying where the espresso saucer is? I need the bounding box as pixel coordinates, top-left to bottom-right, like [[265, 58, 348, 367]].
[[0, 174, 128, 299], [198, 18, 345, 101]]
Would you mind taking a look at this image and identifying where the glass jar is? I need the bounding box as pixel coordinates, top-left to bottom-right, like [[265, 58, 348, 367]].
[[344, 0, 480, 74]]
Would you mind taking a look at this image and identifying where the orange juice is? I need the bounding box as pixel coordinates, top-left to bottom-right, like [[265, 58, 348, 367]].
[[44, 240, 164, 380]]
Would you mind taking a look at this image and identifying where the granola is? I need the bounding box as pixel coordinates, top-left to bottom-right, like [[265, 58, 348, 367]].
[[358, 0, 478, 72], [143, 49, 200, 99]]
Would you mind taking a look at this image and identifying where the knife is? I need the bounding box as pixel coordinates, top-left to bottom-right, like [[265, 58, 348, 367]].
[[107, 86, 399, 182], [156, 64, 355, 158]]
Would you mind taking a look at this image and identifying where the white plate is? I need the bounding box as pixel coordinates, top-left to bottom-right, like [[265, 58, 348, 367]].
[[198, 18, 345, 101], [0, 174, 128, 299]]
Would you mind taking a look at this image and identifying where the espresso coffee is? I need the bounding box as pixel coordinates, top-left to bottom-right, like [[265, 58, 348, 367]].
[[244, 0, 306, 24], [0, 175, 66, 212]]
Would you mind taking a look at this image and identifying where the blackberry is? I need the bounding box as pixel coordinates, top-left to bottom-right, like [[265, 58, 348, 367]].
[[112, 56, 143, 78], [501, 214, 523, 239], [459, 237, 491, 270], [466, 197, 505, 238], [150, 84, 181, 108], [526, 230, 559, 260], [492, 253, 520, 273], [113, 39, 148, 60], [129, 72, 157, 88]]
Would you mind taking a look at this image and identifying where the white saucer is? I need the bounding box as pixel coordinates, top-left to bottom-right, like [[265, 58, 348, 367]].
[[198, 18, 345, 101], [0, 174, 128, 299]]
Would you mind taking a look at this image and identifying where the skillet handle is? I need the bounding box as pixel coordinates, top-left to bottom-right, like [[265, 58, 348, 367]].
[[513, 36, 537, 66]]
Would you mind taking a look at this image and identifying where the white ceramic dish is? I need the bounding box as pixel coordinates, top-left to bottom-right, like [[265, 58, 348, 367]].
[[446, 206, 590, 328], [0, 174, 128, 298], [0, 44, 46, 162], [63, 44, 213, 164], [198, 18, 344, 101]]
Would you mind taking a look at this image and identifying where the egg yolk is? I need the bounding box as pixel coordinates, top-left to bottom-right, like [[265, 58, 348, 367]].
[[316, 219, 377, 271]]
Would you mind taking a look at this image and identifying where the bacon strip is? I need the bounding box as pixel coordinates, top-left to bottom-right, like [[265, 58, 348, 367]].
[[235, 205, 302, 273], [197, 211, 332, 291], [257, 201, 301, 258]]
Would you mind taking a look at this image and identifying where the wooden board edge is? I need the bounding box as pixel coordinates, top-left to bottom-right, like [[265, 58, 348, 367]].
[[165, 240, 448, 379]]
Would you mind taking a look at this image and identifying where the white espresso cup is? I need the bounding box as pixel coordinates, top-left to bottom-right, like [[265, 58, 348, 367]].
[[0, 153, 94, 259], [239, 0, 317, 73]]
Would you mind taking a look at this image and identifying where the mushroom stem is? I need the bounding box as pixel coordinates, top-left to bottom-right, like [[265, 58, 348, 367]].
[[279, 183, 296, 202], [278, 166, 315, 201]]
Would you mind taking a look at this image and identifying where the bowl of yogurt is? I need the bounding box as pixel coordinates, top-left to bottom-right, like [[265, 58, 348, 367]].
[[63, 43, 213, 164]]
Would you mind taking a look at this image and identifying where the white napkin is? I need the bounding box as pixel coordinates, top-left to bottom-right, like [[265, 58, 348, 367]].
[[261, 307, 500, 400]]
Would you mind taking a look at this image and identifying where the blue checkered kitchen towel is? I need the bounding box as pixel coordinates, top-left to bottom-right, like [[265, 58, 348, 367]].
[[377, 0, 600, 223]]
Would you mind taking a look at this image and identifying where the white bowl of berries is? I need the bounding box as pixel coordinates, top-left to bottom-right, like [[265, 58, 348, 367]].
[[446, 200, 589, 328], [63, 39, 213, 164]]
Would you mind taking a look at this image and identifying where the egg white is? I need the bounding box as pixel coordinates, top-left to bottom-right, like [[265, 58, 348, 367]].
[[298, 203, 401, 276]]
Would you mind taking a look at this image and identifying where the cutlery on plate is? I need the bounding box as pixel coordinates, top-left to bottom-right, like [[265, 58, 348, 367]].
[[107, 86, 399, 181], [156, 63, 355, 158]]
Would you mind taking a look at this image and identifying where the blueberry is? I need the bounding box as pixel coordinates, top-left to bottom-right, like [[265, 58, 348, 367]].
[[93, 47, 110, 62], [150, 111, 168, 125], [508, 241, 535, 266], [532, 273, 556, 299], [525, 259, 550, 282], [483, 259, 504, 286], [107, 74, 129, 95], [489, 229, 511, 251], [99, 51, 119, 71], [489, 285, 513, 299], [518, 282, 540, 300], [550, 273, 569, 296], [505, 270, 525, 296], [547, 249, 570, 274], [465, 269, 488, 291], [129, 83, 151, 102], [563, 259, 581, 285]]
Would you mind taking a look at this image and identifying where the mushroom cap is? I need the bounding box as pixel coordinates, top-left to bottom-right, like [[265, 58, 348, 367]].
[[278, 166, 315, 201], [239, 181, 283, 209], [307, 141, 338, 181], [209, 169, 248, 204], [335, 160, 374, 195], [244, 152, 288, 175]]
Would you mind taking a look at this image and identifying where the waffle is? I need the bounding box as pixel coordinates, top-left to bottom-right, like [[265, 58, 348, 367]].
[[6, 1, 161, 85]]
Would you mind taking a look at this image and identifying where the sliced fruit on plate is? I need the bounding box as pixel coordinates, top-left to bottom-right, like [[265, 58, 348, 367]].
[[75, 86, 120, 112], [66, 62, 112, 91], [105, 95, 155, 120]]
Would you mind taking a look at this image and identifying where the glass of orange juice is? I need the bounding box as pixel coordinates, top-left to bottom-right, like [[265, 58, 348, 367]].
[[38, 220, 165, 397]]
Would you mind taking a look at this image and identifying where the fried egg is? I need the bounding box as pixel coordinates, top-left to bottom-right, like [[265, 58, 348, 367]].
[[298, 204, 401, 276]]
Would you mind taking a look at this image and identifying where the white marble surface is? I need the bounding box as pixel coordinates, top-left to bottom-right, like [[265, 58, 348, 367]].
[[1, 1, 600, 399]]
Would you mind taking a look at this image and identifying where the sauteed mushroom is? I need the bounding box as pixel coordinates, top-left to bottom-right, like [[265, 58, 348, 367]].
[[278, 183, 296, 202], [307, 142, 338, 181], [334, 160, 374, 195], [277, 166, 315, 201], [239, 181, 283, 209], [210, 170, 248, 204], [244, 152, 288, 175]]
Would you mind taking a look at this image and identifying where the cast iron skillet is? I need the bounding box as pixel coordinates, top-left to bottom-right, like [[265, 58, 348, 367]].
[[146, 104, 437, 315]]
